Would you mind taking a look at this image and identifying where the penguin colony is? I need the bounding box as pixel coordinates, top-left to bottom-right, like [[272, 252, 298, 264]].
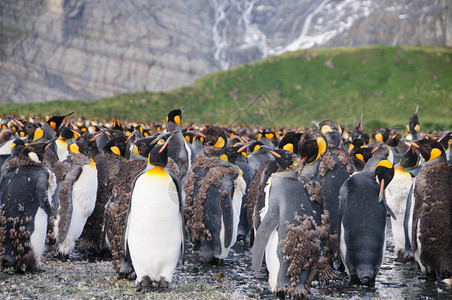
[[0, 106, 450, 298]]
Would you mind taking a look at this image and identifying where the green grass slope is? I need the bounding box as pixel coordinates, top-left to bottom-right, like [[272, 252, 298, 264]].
[[1, 46, 451, 130]]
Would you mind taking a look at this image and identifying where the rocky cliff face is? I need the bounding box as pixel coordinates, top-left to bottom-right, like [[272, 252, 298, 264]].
[[0, 0, 450, 103]]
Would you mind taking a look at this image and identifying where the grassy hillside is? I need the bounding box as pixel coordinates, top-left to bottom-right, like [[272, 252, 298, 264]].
[[1, 46, 451, 130]]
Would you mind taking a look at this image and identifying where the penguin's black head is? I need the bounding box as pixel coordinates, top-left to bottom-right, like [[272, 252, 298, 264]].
[[348, 138, 366, 153], [219, 147, 241, 164], [399, 145, 420, 170], [71, 132, 96, 156], [103, 134, 128, 158], [372, 128, 390, 144], [166, 108, 183, 128], [257, 129, 278, 146], [20, 142, 48, 165], [410, 139, 445, 163], [270, 149, 297, 171], [112, 116, 124, 132], [10, 138, 27, 155], [148, 138, 169, 167], [278, 132, 302, 153], [298, 130, 327, 166], [45, 112, 74, 132], [372, 156, 394, 201], [407, 106, 420, 134], [437, 131, 452, 152], [386, 133, 401, 147], [60, 126, 76, 140], [317, 120, 342, 147], [201, 126, 228, 148]]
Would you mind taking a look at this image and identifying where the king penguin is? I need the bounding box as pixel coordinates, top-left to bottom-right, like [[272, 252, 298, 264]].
[[184, 145, 246, 264], [252, 131, 331, 299], [338, 156, 395, 286], [409, 138, 452, 279], [50, 136, 98, 258], [0, 143, 56, 272], [124, 137, 185, 291], [385, 145, 420, 260]]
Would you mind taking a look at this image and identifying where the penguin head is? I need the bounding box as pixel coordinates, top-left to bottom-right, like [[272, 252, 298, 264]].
[[399, 145, 420, 170], [407, 105, 421, 134], [437, 131, 452, 152], [257, 129, 278, 147], [59, 126, 76, 141], [148, 137, 170, 167], [368, 156, 394, 202], [269, 149, 297, 171], [278, 132, 303, 153], [10, 138, 27, 155], [314, 120, 342, 147], [372, 128, 390, 144], [298, 130, 328, 166], [103, 134, 128, 158], [410, 139, 446, 164], [112, 116, 124, 132], [201, 126, 228, 148], [166, 108, 184, 130], [386, 132, 401, 147], [219, 147, 241, 164], [19, 142, 49, 165], [45, 112, 74, 132], [348, 138, 366, 153]]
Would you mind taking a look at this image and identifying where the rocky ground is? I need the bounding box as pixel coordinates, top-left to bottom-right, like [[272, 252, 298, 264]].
[[1, 221, 452, 299], [0, 242, 272, 299]]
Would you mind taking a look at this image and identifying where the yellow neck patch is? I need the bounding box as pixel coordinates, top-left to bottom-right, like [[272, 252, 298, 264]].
[[321, 125, 333, 135], [50, 121, 57, 131], [132, 145, 140, 155], [414, 124, 421, 132], [283, 143, 294, 153], [316, 137, 327, 161], [257, 133, 262, 140], [110, 146, 121, 156], [69, 143, 80, 154], [146, 165, 168, 177], [89, 157, 96, 168], [253, 144, 261, 152], [348, 144, 354, 152], [174, 115, 181, 127], [356, 153, 365, 162], [375, 133, 383, 143], [220, 154, 229, 162], [429, 148, 442, 161], [241, 151, 248, 159], [265, 133, 274, 140], [213, 136, 225, 148], [185, 135, 191, 143]]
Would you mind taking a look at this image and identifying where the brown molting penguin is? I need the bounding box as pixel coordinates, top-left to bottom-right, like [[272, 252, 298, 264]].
[[78, 134, 128, 257], [106, 159, 147, 278], [184, 145, 245, 264], [0, 143, 56, 272], [409, 139, 452, 280], [313, 120, 354, 257], [252, 130, 331, 299]]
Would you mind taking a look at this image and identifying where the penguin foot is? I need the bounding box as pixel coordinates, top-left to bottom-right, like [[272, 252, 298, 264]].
[[54, 253, 69, 262], [154, 278, 169, 292], [275, 290, 285, 299], [210, 257, 223, 266], [136, 276, 153, 293]]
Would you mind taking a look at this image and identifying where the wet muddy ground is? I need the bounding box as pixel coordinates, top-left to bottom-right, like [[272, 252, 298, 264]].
[[1, 218, 451, 299]]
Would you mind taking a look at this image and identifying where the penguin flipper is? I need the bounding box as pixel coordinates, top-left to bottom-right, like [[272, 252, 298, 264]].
[[169, 171, 185, 265], [54, 166, 82, 244], [252, 200, 279, 273]]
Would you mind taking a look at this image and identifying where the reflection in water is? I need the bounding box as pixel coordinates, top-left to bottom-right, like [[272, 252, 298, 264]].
[[309, 217, 452, 299], [212, 217, 452, 299]]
